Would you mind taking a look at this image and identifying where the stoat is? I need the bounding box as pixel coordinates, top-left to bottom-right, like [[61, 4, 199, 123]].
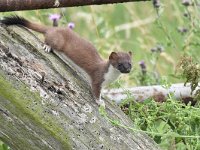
[[1, 16, 132, 107]]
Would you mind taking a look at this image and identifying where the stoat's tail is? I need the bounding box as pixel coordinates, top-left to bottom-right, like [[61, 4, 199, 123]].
[[1, 15, 49, 34]]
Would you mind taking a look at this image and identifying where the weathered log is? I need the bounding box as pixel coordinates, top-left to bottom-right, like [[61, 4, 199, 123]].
[[103, 83, 200, 103], [0, 25, 160, 149], [0, 0, 150, 12]]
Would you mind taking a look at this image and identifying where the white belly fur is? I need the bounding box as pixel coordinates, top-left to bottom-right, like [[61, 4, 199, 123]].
[[102, 65, 121, 87]]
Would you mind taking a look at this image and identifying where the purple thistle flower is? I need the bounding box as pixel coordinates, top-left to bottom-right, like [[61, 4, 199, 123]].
[[49, 14, 61, 21], [139, 60, 147, 75], [49, 14, 61, 27], [68, 22, 75, 29], [139, 61, 146, 70]]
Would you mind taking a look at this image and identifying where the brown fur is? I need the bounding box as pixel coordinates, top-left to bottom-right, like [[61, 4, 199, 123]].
[[2, 16, 132, 105], [44, 27, 109, 100]]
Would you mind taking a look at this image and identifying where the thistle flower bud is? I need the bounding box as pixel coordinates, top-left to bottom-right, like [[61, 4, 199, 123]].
[[139, 60, 147, 75], [182, 0, 191, 6], [150, 45, 164, 53], [183, 12, 189, 18], [153, 0, 161, 8], [157, 45, 164, 53], [178, 27, 188, 34], [68, 22, 75, 29]]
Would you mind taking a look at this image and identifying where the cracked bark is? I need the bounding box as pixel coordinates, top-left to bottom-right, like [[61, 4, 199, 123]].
[[0, 24, 160, 150]]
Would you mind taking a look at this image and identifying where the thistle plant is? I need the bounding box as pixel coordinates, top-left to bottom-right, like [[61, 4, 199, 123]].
[[49, 14, 61, 27]]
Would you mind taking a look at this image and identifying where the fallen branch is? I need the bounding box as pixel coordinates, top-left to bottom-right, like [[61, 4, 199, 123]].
[[0, 0, 150, 12], [103, 83, 200, 104]]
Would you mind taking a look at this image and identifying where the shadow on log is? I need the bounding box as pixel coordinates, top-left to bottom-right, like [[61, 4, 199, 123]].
[[0, 24, 160, 150]]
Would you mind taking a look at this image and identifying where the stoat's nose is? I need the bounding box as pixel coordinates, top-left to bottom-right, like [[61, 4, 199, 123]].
[[125, 67, 131, 73], [118, 63, 131, 73]]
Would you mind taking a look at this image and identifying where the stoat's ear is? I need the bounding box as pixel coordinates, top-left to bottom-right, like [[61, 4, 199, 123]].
[[128, 51, 132, 56], [109, 52, 118, 60]]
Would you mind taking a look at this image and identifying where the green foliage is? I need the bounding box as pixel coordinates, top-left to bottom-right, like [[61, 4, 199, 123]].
[[100, 91, 200, 150], [125, 96, 200, 150], [177, 56, 200, 96], [0, 141, 10, 150]]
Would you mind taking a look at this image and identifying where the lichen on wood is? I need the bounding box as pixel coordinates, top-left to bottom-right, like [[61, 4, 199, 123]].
[[0, 25, 160, 150]]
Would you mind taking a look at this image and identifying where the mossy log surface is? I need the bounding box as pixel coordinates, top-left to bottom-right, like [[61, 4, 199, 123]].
[[0, 25, 160, 150]]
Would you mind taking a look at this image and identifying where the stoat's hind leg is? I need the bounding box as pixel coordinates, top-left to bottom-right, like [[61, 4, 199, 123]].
[[42, 44, 52, 53]]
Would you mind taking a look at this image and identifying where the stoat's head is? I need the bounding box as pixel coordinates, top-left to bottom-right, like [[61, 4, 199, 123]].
[[109, 51, 132, 73]]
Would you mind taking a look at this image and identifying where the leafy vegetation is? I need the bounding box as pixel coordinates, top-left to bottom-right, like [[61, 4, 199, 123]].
[[0, 141, 9, 150], [0, 0, 200, 149]]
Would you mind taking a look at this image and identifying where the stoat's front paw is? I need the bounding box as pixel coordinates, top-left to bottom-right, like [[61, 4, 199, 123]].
[[54, 0, 60, 7], [96, 99, 105, 108], [43, 44, 52, 53]]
